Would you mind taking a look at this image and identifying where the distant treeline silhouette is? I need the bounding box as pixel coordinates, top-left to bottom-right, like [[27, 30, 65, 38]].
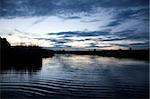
[[54, 49, 149, 60]]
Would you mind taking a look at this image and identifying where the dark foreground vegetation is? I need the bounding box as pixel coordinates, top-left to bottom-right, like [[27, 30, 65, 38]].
[[0, 37, 54, 71]]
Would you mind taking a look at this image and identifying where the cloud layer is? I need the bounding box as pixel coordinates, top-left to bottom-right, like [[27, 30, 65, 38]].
[[0, 0, 149, 18], [0, 0, 149, 49]]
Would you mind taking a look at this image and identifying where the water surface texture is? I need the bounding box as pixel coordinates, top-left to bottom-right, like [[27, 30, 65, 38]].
[[1, 54, 149, 98]]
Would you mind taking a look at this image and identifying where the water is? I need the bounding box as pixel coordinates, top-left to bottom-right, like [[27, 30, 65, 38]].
[[0, 54, 149, 98]]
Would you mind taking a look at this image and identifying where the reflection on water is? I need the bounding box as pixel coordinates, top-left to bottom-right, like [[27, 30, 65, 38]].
[[0, 54, 149, 98], [1, 56, 42, 73]]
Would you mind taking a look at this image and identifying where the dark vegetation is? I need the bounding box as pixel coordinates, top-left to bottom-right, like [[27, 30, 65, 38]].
[[54, 49, 149, 61], [0, 37, 54, 71]]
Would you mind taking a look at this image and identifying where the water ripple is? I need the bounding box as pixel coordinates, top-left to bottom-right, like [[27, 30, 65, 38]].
[[1, 55, 149, 98]]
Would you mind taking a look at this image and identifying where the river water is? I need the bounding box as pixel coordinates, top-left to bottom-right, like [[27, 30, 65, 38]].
[[0, 54, 149, 99]]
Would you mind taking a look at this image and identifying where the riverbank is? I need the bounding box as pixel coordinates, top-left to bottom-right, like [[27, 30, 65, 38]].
[[54, 49, 149, 61]]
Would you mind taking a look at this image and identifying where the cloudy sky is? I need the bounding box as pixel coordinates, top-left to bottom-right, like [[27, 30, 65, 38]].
[[0, 0, 149, 50]]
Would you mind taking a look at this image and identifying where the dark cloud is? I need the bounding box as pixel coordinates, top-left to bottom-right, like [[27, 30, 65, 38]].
[[89, 43, 111, 48], [51, 39, 72, 44], [53, 45, 72, 48], [106, 21, 121, 27], [0, 0, 149, 18], [101, 38, 124, 41], [35, 37, 72, 43], [130, 42, 149, 46], [48, 31, 110, 37], [104, 7, 149, 29], [114, 7, 149, 21], [129, 42, 149, 49], [57, 16, 81, 20], [94, 0, 149, 8], [112, 44, 129, 48], [115, 30, 149, 40]]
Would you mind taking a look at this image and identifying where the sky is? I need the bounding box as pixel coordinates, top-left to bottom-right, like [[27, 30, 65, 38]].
[[0, 0, 149, 50]]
